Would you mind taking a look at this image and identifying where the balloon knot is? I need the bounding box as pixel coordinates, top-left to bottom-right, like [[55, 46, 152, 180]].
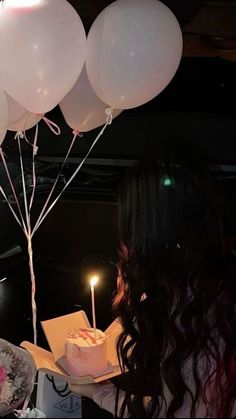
[[105, 108, 113, 125], [72, 130, 83, 137], [14, 131, 25, 140]]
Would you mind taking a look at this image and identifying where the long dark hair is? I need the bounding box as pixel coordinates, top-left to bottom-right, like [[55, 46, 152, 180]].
[[113, 144, 236, 418]]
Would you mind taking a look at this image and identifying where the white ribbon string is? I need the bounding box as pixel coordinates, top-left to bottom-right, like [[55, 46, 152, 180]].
[[17, 137, 31, 234], [0, 114, 62, 346], [32, 130, 80, 235], [16, 136, 37, 345], [0, 138, 37, 344], [32, 113, 113, 236], [27, 236, 37, 345], [0, 109, 113, 346], [0, 185, 23, 230], [41, 115, 61, 136], [0, 146, 28, 234], [29, 124, 39, 211], [22, 127, 39, 159]]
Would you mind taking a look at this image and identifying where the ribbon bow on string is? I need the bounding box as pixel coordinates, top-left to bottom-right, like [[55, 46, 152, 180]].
[[38, 115, 61, 136]]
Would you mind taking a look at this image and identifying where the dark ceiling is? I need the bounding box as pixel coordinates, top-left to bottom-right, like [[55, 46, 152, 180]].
[[68, 0, 204, 31]]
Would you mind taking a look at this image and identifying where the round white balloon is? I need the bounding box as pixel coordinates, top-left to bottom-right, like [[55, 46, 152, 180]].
[[7, 95, 42, 132], [86, 0, 183, 109], [0, 0, 86, 114], [0, 90, 9, 146], [60, 67, 123, 132]]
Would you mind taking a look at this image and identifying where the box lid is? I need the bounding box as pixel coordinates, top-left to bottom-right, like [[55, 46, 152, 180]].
[[41, 311, 90, 362], [20, 341, 121, 384], [21, 311, 124, 383]]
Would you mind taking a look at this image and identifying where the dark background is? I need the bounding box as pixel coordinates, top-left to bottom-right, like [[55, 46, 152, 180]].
[[1, 2, 236, 416], [0, 0, 236, 351]]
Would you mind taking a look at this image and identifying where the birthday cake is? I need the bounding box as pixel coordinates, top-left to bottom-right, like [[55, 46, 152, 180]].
[[65, 328, 108, 377]]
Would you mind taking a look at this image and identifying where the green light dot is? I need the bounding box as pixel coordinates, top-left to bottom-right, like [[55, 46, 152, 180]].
[[163, 177, 172, 186]]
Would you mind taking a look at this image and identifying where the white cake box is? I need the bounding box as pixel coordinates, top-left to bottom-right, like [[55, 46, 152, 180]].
[[21, 310, 122, 384]]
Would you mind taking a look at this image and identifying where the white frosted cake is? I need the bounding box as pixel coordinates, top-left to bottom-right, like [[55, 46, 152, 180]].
[[65, 328, 108, 376]]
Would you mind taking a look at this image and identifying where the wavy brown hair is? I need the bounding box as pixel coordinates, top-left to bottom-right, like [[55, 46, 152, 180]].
[[113, 147, 236, 418]]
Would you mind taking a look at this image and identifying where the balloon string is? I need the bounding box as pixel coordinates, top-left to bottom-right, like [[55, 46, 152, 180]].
[[19, 127, 39, 157], [0, 146, 28, 233], [29, 124, 39, 211], [28, 236, 37, 345], [17, 137, 31, 234], [17, 136, 37, 345], [31, 130, 81, 236], [14, 126, 39, 212], [32, 113, 113, 235], [0, 185, 23, 230], [0, 134, 38, 345], [40, 115, 61, 136], [13, 115, 62, 345]]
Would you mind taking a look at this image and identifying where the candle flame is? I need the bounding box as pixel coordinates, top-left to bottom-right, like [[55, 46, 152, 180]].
[[90, 275, 99, 287]]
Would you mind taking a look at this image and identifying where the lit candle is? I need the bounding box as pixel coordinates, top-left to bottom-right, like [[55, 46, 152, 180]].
[[90, 275, 99, 331]]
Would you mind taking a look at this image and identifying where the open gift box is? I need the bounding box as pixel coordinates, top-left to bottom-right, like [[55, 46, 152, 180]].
[[21, 310, 123, 384]]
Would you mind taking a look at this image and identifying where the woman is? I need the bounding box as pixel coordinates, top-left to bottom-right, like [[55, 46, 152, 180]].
[[71, 146, 236, 418]]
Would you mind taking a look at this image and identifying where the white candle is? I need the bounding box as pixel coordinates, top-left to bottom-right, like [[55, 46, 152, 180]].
[[90, 276, 99, 331]]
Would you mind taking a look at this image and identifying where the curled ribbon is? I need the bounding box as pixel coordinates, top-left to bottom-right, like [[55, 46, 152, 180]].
[[37, 114, 61, 135], [14, 128, 39, 157]]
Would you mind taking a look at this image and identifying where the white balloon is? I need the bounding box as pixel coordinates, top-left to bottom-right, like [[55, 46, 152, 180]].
[[0, 0, 86, 114], [86, 0, 183, 109], [0, 90, 9, 146], [60, 67, 123, 132], [7, 95, 42, 132]]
